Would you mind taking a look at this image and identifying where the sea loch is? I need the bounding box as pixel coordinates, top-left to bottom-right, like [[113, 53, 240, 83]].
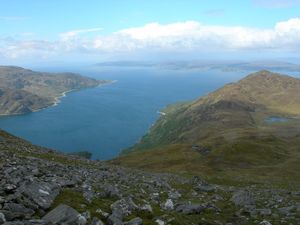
[[0, 67, 298, 159]]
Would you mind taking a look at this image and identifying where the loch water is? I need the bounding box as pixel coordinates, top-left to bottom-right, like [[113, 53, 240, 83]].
[[0, 67, 299, 159]]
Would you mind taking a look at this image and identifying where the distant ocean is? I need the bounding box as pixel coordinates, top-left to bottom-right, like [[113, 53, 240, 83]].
[[0, 67, 299, 160]]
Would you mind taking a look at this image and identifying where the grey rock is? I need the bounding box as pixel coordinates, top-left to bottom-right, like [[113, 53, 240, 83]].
[[3, 220, 47, 225], [196, 184, 216, 192], [0, 212, 6, 223], [95, 208, 109, 218], [90, 217, 104, 225], [107, 214, 123, 225], [155, 219, 165, 225], [100, 184, 121, 198], [125, 217, 142, 225], [140, 204, 152, 213], [21, 181, 60, 210], [161, 199, 174, 211], [231, 190, 255, 206], [168, 191, 181, 200], [176, 203, 206, 214], [111, 197, 137, 219], [259, 220, 272, 225], [278, 205, 294, 215], [257, 208, 272, 216], [78, 214, 87, 225], [1, 203, 34, 221], [150, 193, 160, 202], [42, 204, 80, 225], [82, 211, 91, 220]]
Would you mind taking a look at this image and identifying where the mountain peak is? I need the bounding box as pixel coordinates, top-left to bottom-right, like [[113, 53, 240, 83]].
[[240, 70, 292, 83]]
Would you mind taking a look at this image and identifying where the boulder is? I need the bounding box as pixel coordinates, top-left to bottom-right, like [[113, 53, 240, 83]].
[[155, 219, 165, 225], [257, 208, 272, 216], [168, 191, 181, 200], [176, 204, 206, 214], [111, 197, 138, 219], [140, 204, 152, 213], [1, 203, 34, 221], [125, 217, 143, 225], [259, 220, 272, 225], [21, 181, 60, 209], [100, 184, 121, 198], [195, 184, 216, 192], [0, 212, 6, 223], [231, 190, 255, 207], [2, 219, 47, 225], [42, 204, 80, 225], [278, 205, 294, 216], [90, 217, 105, 225], [107, 214, 123, 225], [161, 199, 174, 211]]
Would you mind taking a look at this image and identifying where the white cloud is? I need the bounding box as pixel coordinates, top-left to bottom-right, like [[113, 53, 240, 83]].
[[1, 18, 300, 61], [59, 28, 103, 41]]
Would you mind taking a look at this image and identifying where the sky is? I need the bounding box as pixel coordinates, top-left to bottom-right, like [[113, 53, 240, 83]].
[[1, 0, 300, 66]]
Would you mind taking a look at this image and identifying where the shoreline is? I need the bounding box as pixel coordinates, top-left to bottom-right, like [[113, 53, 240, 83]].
[[157, 111, 167, 116], [0, 80, 117, 117], [37, 80, 117, 111]]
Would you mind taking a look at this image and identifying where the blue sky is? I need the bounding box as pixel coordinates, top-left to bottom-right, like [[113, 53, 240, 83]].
[[1, 0, 300, 65]]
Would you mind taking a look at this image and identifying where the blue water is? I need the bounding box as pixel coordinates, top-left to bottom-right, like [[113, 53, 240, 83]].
[[1, 67, 294, 160]]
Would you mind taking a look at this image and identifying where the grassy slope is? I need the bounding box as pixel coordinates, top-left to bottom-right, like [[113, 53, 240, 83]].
[[113, 71, 300, 188]]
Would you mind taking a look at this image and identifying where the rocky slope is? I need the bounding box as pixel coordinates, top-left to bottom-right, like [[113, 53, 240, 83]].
[[114, 71, 300, 187], [0, 130, 299, 225], [0, 66, 106, 115]]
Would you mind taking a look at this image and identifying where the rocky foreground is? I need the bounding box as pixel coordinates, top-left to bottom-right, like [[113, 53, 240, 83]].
[[0, 130, 299, 225]]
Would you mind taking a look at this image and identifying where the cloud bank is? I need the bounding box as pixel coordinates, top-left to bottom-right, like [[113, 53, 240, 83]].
[[1, 18, 300, 61]]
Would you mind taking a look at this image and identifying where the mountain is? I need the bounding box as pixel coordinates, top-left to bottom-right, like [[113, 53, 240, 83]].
[[0, 66, 107, 115], [114, 71, 300, 187], [0, 129, 299, 225]]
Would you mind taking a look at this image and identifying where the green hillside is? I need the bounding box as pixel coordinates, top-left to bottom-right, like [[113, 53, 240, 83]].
[[113, 71, 300, 188]]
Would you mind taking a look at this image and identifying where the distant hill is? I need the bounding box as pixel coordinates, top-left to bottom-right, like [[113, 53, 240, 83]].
[[96, 60, 300, 72], [114, 71, 300, 187], [0, 66, 107, 115]]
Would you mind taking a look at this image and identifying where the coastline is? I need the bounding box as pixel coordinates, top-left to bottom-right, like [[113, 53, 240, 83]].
[[38, 80, 117, 111], [157, 111, 167, 116], [0, 80, 116, 117]]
